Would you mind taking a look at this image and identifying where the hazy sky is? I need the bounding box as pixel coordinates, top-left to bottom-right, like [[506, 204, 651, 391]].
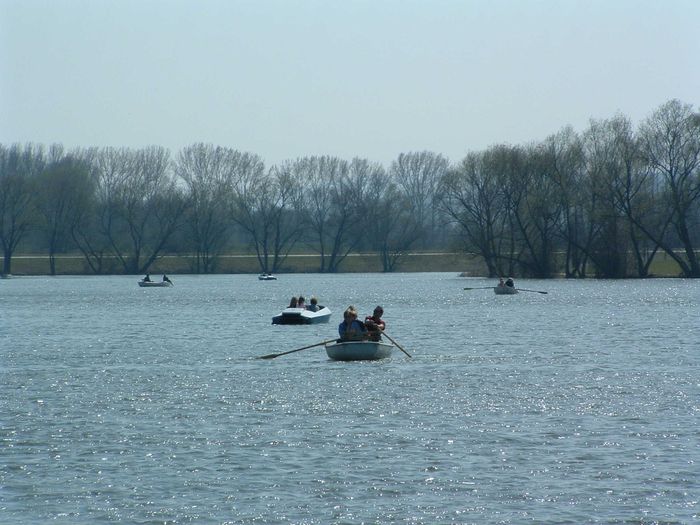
[[2, 0, 698, 167]]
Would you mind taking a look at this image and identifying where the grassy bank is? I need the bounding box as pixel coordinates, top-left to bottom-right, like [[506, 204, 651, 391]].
[[2, 250, 684, 277], [2, 252, 488, 276]]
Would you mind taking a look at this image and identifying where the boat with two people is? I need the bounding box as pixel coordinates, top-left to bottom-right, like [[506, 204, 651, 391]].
[[138, 274, 173, 287], [494, 277, 518, 295], [324, 340, 395, 361]]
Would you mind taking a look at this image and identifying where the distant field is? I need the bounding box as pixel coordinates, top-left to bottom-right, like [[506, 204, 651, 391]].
[[1, 251, 685, 277], [2, 252, 487, 276]]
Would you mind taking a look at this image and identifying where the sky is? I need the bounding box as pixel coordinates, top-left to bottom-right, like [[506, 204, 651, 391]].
[[1, 0, 699, 167]]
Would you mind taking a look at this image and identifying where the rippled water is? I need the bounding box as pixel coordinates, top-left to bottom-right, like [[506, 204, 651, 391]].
[[2, 274, 698, 524]]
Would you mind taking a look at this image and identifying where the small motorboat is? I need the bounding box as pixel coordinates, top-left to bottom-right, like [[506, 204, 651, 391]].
[[272, 306, 331, 325], [258, 273, 277, 280], [325, 340, 394, 361], [494, 284, 518, 295], [138, 280, 173, 287]]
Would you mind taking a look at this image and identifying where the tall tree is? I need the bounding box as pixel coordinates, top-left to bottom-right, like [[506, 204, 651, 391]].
[[176, 144, 238, 273], [439, 150, 508, 277], [228, 156, 304, 273], [295, 156, 372, 273], [0, 143, 45, 275], [390, 151, 449, 248], [638, 99, 700, 277], [35, 152, 94, 275], [92, 147, 186, 274]]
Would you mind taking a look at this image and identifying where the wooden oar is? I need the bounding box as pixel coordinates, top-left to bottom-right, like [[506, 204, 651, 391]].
[[259, 338, 338, 360], [381, 332, 412, 358], [463, 286, 494, 291], [517, 288, 548, 294]]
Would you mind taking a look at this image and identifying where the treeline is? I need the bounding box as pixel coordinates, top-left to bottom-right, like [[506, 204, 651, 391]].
[[1, 99, 699, 277]]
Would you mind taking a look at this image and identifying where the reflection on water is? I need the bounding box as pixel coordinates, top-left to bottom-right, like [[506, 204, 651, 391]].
[[2, 274, 698, 523]]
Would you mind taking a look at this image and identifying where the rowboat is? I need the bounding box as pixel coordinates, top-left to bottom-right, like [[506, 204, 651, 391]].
[[325, 340, 394, 361], [258, 273, 277, 280], [138, 280, 173, 287], [494, 284, 518, 295], [272, 306, 331, 325]]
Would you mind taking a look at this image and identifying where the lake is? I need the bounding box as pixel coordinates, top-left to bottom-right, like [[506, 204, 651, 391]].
[[1, 273, 698, 524]]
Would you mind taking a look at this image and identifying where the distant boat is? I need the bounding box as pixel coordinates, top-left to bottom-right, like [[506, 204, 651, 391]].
[[325, 340, 394, 361], [138, 280, 173, 288], [258, 273, 277, 280], [272, 306, 331, 325], [494, 284, 518, 295]]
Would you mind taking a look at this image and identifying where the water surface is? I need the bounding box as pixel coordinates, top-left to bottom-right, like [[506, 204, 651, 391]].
[[2, 274, 698, 523]]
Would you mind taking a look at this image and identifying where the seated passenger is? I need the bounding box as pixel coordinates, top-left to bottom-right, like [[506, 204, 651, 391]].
[[307, 296, 320, 312], [338, 306, 367, 341]]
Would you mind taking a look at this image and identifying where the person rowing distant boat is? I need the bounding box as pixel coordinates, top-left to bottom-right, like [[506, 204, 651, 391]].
[[505, 277, 515, 288]]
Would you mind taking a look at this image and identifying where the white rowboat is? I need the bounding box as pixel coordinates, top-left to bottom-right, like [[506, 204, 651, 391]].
[[138, 280, 173, 287], [325, 340, 394, 361]]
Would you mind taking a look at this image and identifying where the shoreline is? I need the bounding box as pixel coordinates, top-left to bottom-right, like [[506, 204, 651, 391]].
[[1, 250, 686, 278]]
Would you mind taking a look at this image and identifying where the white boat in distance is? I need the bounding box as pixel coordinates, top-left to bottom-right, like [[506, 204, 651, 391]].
[[494, 284, 518, 295], [272, 306, 331, 325], [325, 340, 394, 361], [258, 273, 277, 280], [138, 280, 173, 288]]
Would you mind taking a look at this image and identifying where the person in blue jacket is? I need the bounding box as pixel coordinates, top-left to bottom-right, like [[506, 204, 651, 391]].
[[338, 305, 367, 341]]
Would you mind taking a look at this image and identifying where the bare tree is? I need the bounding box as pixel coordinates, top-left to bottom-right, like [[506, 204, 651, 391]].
[[605, 115, 664, 277], [0, 143, 45, 275], [439, 150, 508, 277], [580, 119, 631, 277], [91, 147, 186, 274], [295, 156, 373, 272], [176, 144, 239, 273], [638, 99, 700, 277], [35, 150, 94, 275], [361, 160, 418, 272], [228, 156, 305, 273], [390, 151, 449, 248]]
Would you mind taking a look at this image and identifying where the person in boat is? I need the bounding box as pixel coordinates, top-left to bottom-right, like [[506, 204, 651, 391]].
[[297, 296, 306, 309], [364, 306, 385, 341], [505, 277, 515, 288], [338, 306, 368, 341], [288, 296, 298, 308], [306, 296, 320, 312], [498, 277, 505, 287], [142, 274, 152, 282], [162, 274, 172, 284]]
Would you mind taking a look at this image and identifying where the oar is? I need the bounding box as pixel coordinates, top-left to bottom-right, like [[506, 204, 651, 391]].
[[381, 332, 412, 358], [517, 288, 548, 294], [463, 286, 495, 291], [258, 338, 338, 360]]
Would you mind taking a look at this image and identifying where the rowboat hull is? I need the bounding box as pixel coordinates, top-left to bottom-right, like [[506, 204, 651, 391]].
[[325, 341, 394, 361], [138, 281, 172, 287], [258, 274, 277, 280], [272, 306, 331, 325], [494, 285, 518, 295]]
